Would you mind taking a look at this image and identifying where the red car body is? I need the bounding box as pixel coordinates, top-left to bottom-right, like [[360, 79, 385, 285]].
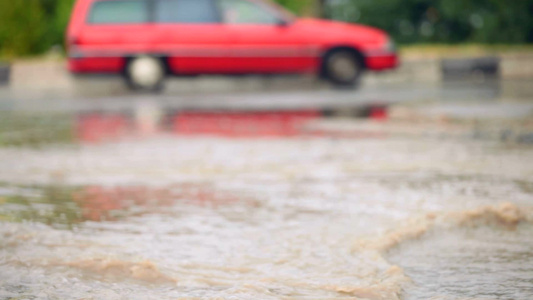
[[67, 0, 398, 84]]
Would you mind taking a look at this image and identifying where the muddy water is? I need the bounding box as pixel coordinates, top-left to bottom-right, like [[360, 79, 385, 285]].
[[389, 224, 533, 300], [0, 137, 532, 299]]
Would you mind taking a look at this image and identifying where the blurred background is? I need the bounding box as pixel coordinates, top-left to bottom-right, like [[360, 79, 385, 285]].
[[1, 0, 533, 57]]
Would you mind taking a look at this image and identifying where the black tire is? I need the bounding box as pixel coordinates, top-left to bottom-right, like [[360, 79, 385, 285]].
[[124, 56, 166, 92], [323, 49, 363, 88]]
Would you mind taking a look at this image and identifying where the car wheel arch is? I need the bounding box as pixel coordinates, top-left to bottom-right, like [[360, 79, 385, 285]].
[[320, 46, 366, 76]]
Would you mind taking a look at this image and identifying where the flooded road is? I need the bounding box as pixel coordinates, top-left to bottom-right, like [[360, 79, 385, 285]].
[[1, 134, 532, 299], [389, 224, 533, 300], [1, 74, 533, 299]]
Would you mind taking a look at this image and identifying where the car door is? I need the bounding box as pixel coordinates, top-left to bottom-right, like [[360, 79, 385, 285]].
[[77, 0, 156, 72], [154, 0, 235, 74], [216, 0, 318, 74]]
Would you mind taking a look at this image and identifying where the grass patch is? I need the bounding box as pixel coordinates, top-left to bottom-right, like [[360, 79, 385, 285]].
[[0, 112, 75, 147]]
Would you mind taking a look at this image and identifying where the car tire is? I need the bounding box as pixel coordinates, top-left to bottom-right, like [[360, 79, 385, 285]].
[[323, 50, 363, 88], [125, 56, 165, 92]]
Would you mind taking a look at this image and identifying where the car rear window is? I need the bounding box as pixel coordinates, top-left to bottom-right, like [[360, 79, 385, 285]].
[[155, 0, 219, 23], [89, 0, 149, 24]]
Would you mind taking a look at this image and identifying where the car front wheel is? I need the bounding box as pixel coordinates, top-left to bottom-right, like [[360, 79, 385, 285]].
[[323, 50, 363, 88], [125, 56, 165, 92]]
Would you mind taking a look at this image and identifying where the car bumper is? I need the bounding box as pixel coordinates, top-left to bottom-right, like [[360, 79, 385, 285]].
[[68, 57, 126, 74], [364, 53, 399, 71]]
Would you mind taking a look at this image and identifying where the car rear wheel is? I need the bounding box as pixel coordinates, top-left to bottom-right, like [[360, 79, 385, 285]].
[[125, 56, 165, 92], [323, 50, 363, 87]]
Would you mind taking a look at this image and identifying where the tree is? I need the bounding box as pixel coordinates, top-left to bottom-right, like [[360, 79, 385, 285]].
[[0, 0, 47, 57], [0, 0, 76, 58], [324, 0, 533, 44]]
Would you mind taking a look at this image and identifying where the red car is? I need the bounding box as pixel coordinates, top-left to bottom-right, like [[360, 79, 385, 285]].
[[67, 0, 398, 90]]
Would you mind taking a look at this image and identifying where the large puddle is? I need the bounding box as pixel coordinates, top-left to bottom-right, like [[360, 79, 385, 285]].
[[0, 137, 532, 299]]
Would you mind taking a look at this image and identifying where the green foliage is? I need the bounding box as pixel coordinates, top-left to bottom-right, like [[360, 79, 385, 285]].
[[0, 0, 75, 58], [272, 0, 313, 15], [52, 0, 77, 45], [0, 1, 47, 57], [325, 0, 533, 44], [0, 0, 531, 57]]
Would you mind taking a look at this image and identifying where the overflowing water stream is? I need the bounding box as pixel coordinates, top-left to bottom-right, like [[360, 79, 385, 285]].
[[0, 136, 532, 299]]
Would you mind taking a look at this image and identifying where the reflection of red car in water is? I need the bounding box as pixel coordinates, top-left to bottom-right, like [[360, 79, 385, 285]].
[[73, 185, 254, 221], [67, 0, 398, 90]]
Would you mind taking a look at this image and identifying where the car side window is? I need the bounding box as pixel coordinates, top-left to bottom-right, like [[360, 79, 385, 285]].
[[156, 0, 219, 23], [218, 0, 280, 24], [89, 0, 149, 24]]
